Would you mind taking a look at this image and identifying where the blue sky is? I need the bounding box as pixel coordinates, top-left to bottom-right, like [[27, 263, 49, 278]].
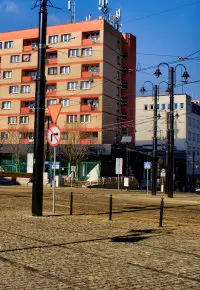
[[0, 0, 199, 98]]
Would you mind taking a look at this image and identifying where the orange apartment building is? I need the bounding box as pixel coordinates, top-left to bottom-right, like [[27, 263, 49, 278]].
[[0, 19, 136, 147]]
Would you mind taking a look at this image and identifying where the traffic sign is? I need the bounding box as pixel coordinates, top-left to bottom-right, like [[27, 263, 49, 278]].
[[48, 104, 62, 124], [144, 161, 151, 169], [46, 124, 61, 147]]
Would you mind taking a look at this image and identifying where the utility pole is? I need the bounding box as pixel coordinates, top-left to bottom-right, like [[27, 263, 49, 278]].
[[32, 0, 47, 216], [168, 67, 175, 198], [152, 85, 158, 195]]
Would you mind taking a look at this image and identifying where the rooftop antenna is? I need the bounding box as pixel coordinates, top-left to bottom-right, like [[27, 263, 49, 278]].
[[115, 8, 122, 31], [98, 0, 109, 20], [68, 0, 75, 23]]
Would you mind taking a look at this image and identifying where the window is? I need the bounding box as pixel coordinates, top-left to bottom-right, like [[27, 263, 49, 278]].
[[27, 71, 37, 77], [46, 85, 56, 91], [122, 52, 128, 60], [2, 101, 11, 109], [85, 32, 100, 41], [150, 104, 153, 110], [161, 104, 166, 110], [117, 40, 120, 49], [9, 86, 18, 94], [193, 132, 196, 142], [144, 104, 148, 110], [3, 71, 12, 79], [80, 114, 91, 123], [122, 128, 128, 136], [121, 82, 128, 89], [84, 65, 100, 72], [188, 116, 191, 126], [0, 42, 2, 49], [10, 55, 20, 63], [31, 41, 38, 49], [62, 132, 68, 140], [82, 47, 92, 56], [48, 35, 58, 44], [20, 132, 34, 139], [21, 85, 30, 93], [4, 41, 13, 49], [8, 116, 17, 124], [188, 131, 191, 140], [121, 97, 128, 106], [20, 116, 29, 124], [47, 99, 57, 105], [61, 34, 71, 42], [168, 104, 170, 109], [121, 113, 127, 120], [48, 67, 57, 75], [156, 104, 160, 109], [0, 132, 8, 140], [60, 66, 70, 74], [117, 56, 120, 65], [68, 81, 78, 90], [117, 71, 120, 80], [68, 49, 79, 57], [67, 115, 77, 123], [174, 103, 178, 109], [180, 103, 184, 109], [81, 81, 91, 90], [60, 98, 70, 107], [22, 54, 31, 62]]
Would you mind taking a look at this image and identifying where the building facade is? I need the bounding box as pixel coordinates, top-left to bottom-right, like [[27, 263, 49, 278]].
[[136, 94, 200, 176], [0, 19, 136, 148]]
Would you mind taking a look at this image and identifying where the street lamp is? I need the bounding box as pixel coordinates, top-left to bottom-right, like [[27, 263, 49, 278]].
[[154, 63, 190, 198], [140, 81, 168, 195]]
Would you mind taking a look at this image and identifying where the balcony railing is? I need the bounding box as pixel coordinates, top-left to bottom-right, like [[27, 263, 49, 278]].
[[46, 58, 57, 64], [20, 107, 31, 113], [46, 90, 56, 95], [80, 138, 98, 144], [23, 45, 32, 52], [80, 105, 92, 112], [82, 39, 93, 45]]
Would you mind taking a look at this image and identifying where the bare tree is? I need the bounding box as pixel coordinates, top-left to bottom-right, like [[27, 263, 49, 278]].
[[58, 123, 88, 166]]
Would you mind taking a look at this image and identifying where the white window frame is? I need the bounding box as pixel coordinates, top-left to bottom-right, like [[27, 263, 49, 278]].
[[82, 47, 92, 56], [48, 67, 58, 75], [2, 101, 11, 109], [22, 54, 31, 62], [60, 66, 70, 74], [10, 55, 20, 63], [60, 98, 70, 107], [47, 99, 57, 105], [48, 35, 58, 44], [68, 82, 78, 90], [9, 86, 18, 94], [61, 34, 71, 42], [68, 49, 79, 57], [81, 81, 91, 90], [80, 114, 91, 123], [67, 115, 77, 123], [46, 85, 56, 91], [3, 71, 12, 79], [62, 132, 68, 140], [5, 41, 13, 49], [0, 132, 8, 140], [8, 116, 17, 124], [20, 116, 29, 124], [21, 85, 30, 93]]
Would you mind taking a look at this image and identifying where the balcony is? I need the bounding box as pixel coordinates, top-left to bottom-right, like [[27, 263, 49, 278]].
[[21, 107, 32, 114], [82, 39, 93, 45], [46, 90, 56, 96], [80, 105, 92, 112], [81, 71, 92, 78], [46, 58, 57, 65], [22, 75, 36, 82], [23, 45, 32, 52], [80, 138, 98, 144]]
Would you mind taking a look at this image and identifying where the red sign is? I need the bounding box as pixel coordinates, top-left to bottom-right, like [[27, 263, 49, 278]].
[[46, 124, 61, 147]]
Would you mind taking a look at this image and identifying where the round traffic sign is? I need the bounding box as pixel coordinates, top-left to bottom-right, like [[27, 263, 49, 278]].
[[46, 124, 61, 147]]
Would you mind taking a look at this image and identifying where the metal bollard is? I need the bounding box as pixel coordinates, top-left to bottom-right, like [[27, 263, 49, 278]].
[[70, 192, 73, 215], [109, 194, 113, 221], [159, 197, 164, 227]]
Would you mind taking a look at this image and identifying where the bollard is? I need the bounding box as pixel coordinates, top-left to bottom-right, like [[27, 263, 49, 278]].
[[159, 197, 164, 227], [70, 192, 73, 215], [109, 194, 113, 221]]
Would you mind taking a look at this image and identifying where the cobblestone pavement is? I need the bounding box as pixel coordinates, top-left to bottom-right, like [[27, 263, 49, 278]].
[[0, 186, 200, 289]]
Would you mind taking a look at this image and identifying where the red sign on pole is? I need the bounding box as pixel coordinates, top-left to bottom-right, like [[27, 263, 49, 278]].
[[46, 124, 61, 147], [48, 104, 62, 124]]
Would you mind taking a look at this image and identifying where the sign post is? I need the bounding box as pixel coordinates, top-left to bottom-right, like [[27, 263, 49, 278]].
[[144, 162, 151, 194], [115, 158, 123, 190], [47, 123, 62, 214]]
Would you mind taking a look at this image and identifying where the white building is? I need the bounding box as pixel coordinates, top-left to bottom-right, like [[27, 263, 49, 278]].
[[136, 94, 200, 176]]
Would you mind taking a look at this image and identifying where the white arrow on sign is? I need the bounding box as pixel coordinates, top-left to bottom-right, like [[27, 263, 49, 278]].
[[46, 124, 61, 147]]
